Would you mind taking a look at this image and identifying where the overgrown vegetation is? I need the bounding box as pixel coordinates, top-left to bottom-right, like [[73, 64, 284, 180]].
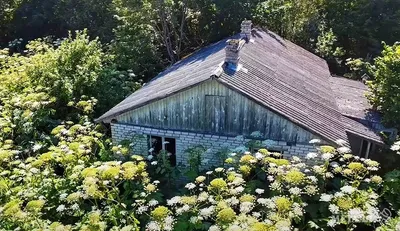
[[2, 0, 400, 230]]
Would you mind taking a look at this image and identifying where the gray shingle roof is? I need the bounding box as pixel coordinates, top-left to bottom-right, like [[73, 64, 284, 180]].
[[97, 28, 382, 144], [330, 76, 384, 143], [330, 76, 377, 120]]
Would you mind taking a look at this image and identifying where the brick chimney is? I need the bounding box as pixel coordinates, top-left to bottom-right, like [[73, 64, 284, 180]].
[[240, 20, 252, 40], [224, 20, 252, 66], [225, 39, 245, 66]]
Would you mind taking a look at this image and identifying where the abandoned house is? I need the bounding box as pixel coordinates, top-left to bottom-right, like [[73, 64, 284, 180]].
[[97, 20, 394, 166]]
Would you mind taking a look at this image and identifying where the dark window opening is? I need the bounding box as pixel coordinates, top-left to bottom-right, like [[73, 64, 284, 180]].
[[149, 135, 162, 153], [359, 139, 373, 158], [165, 138, 176, 166], [147, 135, 177, 166]]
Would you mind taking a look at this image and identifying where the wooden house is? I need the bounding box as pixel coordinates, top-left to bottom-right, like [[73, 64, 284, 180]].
[[97, 21, 392, 166]]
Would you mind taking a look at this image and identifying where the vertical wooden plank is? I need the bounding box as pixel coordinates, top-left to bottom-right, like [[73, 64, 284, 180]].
[[219, 96, 226, 133], [205, 95, 213, 132], [214, 96, 219, 133]]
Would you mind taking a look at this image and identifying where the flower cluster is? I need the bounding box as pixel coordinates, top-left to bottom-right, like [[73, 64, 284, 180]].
[[147, 142, 385, 231]]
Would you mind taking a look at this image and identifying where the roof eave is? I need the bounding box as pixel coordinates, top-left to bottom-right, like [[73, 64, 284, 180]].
[[95, 78, 213, 123]]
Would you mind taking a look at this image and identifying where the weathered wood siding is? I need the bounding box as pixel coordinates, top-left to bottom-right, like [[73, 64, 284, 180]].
[[115, 80, 321, 143]]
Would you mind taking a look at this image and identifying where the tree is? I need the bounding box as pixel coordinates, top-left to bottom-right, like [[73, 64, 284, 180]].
[[323, 0, 400, 60], [367, 42, 400, 128], [1, 0, 117, 47], [0, 0, 21, 45], [111, 0, 163, 79], [253, 0, 324, 45]]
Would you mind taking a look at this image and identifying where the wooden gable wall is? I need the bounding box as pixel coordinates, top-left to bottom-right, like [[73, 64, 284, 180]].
[[115, 79, 321, 143]]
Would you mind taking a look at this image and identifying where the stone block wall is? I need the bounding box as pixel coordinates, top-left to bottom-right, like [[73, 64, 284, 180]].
[[111, 123, 319, 166]]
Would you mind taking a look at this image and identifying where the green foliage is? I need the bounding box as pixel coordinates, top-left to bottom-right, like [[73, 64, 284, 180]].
[[315, 22, 345, 61], [0, 121, 158, 230], [383, 170, 400, 211], [367, 42, 400, 128], [184, 145, 206, 178], [253, 0, 323, 42], [111, 0, 163, 79], [2, 0, 116, 46]]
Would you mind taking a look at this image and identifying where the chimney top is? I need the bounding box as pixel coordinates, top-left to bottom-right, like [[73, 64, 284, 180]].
[[225, 39, 245, 66], [224, 20, 252, 68], [240, 20, 252, 40]]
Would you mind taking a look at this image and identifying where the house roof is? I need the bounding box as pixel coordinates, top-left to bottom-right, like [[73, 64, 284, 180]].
[[330, 76, 384, 144], [98, 28, 383, 145], [329, 76, 381, 122]]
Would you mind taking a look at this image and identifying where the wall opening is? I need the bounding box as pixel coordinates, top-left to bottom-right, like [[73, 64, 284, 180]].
[[147, 135, 176, 166]]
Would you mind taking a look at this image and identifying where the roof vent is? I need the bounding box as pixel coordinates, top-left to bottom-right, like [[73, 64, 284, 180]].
[[240, 20, 252, 40]]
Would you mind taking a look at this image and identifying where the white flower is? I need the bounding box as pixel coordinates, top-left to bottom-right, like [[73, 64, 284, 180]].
[[289, 187, 301, 195], [185, 183, 196, 190], [199, 206, 215, 219], [309, 139, 321, 144], [255, 152, 263, 160], [153, 180, 160, 184], [321, 153, 334, 160], [198, 192, 208, 202], [151, 161, 158, 165], [32, 143, 42, 152], [340, 185, 355, 194], [396, 222, 400, 231], [190, 216, 199, 224], [348, 208, 364, 222], [56, 204, 66, 212], [252, 212, 261, 218], [59, 193, 68, 201], [209, 225, 221, 231], [308, 176, 318, 183], [327, 218, 337, 227], [148, 199, 159, 207], [235, 186, 244, 193], [148, 148, 155, 153], [366, 206, 381, 223], [306, 152, 318, 159], [147, 155, 154, 160], [319, 194, 333, 202], [215, 167, 224, 172], [167, 196, 181, 206], [71, 203, 79, 210], [292, 156, 301, 162], [165, 216, 175, 229], [337, 146, 351, 154], [329, 204, 339, 214], [137, 205, 148, 214], [240, 202, 254, 214], [206, 171, 213, 175], [255, 188, 265, 194], [30, 168, 39, 174], [146, 221, 160, 231], [230, 153, 237, 157]]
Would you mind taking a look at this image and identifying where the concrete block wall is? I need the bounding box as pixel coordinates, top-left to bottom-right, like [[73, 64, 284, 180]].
[[111, 123, 319, 166]]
